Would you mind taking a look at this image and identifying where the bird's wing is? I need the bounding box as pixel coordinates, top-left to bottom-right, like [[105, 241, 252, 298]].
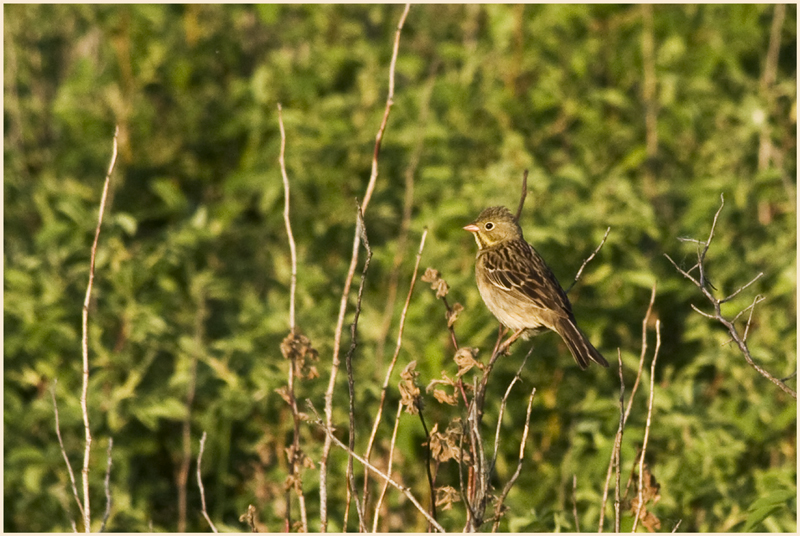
[[481, 240, 573, 315]]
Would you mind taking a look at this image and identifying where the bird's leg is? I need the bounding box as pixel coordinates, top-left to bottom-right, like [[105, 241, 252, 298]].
[[499, 328, 526, 355]]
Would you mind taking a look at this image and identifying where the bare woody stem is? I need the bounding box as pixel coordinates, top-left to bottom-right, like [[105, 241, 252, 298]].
[[599, 282, 656, 532], [79, 126, 119, 532], [632, 320, 661, 532], [277, 102, 309, 533], [362, 229, 428, 514], [319, 5, 410, 531], [308, 401, 445, 533], [664, 194, 796, 399]]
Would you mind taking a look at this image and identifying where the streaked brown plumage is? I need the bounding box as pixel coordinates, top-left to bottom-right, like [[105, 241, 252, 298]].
[[464, 206, 608, 369]]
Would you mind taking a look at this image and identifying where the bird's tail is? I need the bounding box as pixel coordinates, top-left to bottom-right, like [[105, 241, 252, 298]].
[[555, 317, 609, 370]]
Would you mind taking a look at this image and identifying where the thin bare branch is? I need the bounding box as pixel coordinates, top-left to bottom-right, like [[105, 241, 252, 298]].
[[308, 401, 445, 533], [632, 320, 661, 532], [277, 103, 298, 332], [689, 303, 716, 319], [343, 205, 371, 532], [375, 59, 438, 363], [491, 387, 536, 532], [363, 229, 427, 512], [372, 402, 404, 532], [320, 6, 411, 529], [720, 272, 764, 304], [514, 169, 529, 222], [491, 348, 532, 473], [51, 380, 85, 523], [730, 294, 766, 325], [79, 125, 119, 532], [600, 284, 656, 532], [697, 194, 725, 288], [567, 227, 611, 294], [100, 438, 113, 532], [667, 199, 795, 399], [197, 432, 218, 533], [663, 253, 701, 288], [671, 519, 683, 533]]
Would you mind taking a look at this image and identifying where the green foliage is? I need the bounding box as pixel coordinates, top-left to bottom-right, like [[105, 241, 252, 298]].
[[4, 4, 796, 532]]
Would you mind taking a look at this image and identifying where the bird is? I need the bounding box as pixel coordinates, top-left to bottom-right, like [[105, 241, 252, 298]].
[[464, 206, 608, 369]]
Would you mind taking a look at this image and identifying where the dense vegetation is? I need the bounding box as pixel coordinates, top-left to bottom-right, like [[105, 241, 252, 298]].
[[4, 4, 796, 532]]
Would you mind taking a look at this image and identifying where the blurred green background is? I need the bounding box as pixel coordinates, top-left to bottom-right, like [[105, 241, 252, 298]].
[[4, 4, 796, 532]]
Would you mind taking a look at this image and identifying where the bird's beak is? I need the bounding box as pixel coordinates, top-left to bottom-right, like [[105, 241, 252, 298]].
[[463, 224, 479, 233]]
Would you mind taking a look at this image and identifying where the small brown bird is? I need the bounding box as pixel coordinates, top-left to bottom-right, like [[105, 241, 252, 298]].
[[464, 206, 608, 369]]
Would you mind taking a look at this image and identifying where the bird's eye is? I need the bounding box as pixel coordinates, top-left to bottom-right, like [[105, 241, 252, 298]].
[[484, 222, 494, 231]]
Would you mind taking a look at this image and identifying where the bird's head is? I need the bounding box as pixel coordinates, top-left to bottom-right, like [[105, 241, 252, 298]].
[[463, 206, 522, 249]]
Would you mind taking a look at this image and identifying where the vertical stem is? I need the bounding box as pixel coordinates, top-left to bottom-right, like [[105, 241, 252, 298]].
[[319, 5, 411, 530], [80, 126, 119, 532]]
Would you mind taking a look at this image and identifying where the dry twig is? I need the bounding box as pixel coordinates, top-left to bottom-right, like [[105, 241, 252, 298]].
[[363, 229, 427, 514], [491, 387, 536, 532], [371, 402, 404, 531], [319, 6, 411, 529], [51, 380, 85, 524], [567, 227, 612, 294], [277, 102, 309, 533], [78, 126, 119, 532], [197, 432, 218, 533], [308, 401, 445, 533], [343, 206, 371, 532], [599, 282, 656, 532], [632, 320, 661, 532], [664, 194, 796, 399]]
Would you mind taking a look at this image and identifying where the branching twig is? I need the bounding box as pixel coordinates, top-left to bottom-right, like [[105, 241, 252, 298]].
[[371, 402, 404, 532], [343, 206, 371, 532], [664, 194, 796, 399], [277, 103, 308, 532], [51, 380, 85, 523], [320, 6, 411, 529], [566, 227, 611, 294], [490, 348, 532, 474], [308, 401, 445, 533], [491, 387, 536, 532], [599, 283, 656, 532], [363, 229, 427, 513], [197, 432, 218, 533], [632, 320, 661, 532], [78, 125, 119, 532]]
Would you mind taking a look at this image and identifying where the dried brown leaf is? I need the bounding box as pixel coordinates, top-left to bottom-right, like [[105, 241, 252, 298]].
[[433, 389, 459, 406], [399, 360, 422, 414], [446, 302, 464, 327], [454, 347, 482, 377], [435, 486, 461, 511]]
